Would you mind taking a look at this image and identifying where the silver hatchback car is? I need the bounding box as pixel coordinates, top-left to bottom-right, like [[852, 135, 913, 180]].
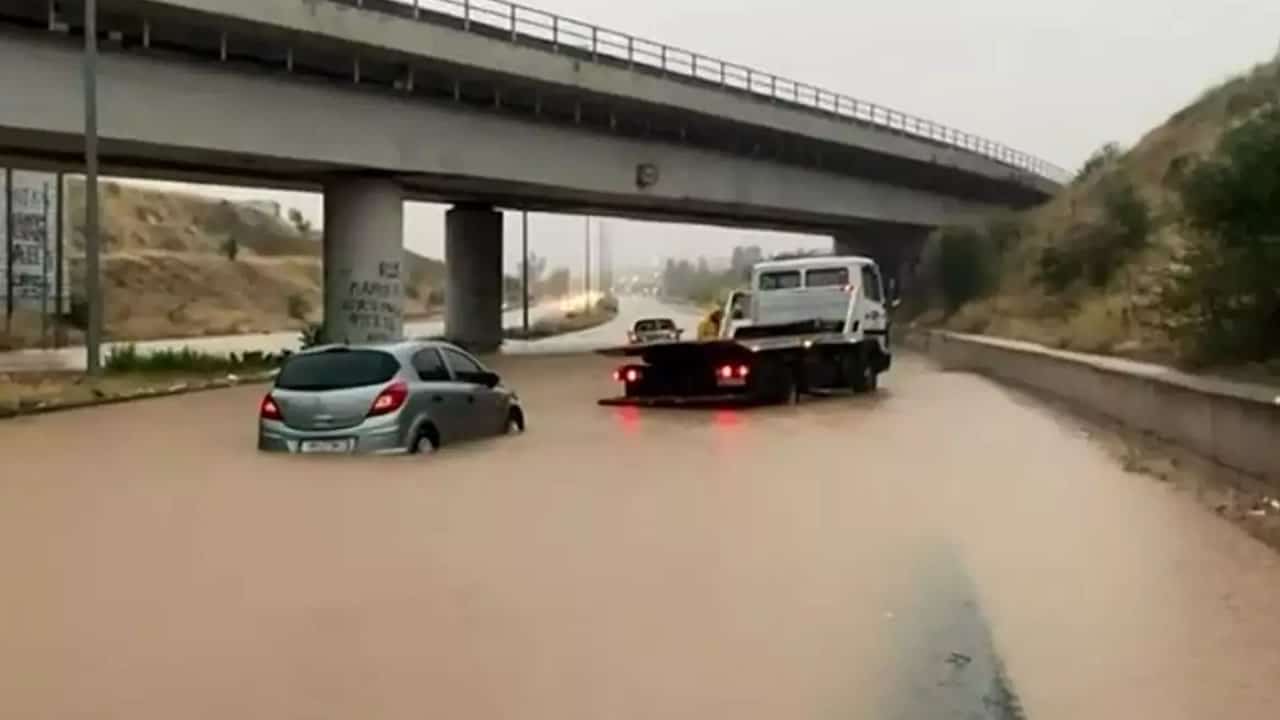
[[258, 341, 525, 455]]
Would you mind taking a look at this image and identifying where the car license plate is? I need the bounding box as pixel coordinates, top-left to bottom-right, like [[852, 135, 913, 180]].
[[716, 377, 747, 388], [300, 438, 353, 454]]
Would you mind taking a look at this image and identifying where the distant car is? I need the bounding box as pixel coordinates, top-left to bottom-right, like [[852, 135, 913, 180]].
[[628, 318, 683, 344], [258, 341, 524, 455]]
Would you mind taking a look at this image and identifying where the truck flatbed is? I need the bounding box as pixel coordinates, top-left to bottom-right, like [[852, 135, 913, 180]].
[[595, 333, 857, 359]]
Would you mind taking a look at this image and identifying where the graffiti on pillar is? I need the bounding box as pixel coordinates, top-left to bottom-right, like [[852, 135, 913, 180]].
[[2, 171, 63, 315], [338, 260, 403, 341]]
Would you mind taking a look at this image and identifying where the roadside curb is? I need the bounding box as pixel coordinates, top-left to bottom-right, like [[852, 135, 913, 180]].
[[0, 372, 276, 421], [905, 327, 1280, 487]]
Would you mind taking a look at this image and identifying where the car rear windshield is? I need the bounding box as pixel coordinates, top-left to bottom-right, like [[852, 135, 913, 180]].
[[276, 349, 400, 391]]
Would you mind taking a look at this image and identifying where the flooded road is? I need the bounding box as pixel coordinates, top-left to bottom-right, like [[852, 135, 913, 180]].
[[1, 354, 1278, 718]]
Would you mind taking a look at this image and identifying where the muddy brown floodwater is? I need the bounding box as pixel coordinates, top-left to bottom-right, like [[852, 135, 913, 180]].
[[2, 353, 1279, 719]]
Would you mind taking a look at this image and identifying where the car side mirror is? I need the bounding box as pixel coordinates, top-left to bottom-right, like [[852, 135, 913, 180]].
[[890, 298, 903, 310], [478, 371, 501, 388]]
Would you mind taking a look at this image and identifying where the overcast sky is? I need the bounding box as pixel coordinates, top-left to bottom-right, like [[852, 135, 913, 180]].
[[137, 0, 1280, 273]]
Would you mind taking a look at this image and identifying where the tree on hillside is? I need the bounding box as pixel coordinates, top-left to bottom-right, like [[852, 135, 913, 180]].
[[937, 226, 994, 310], [287, 208, 312, 235], [1075, 142, 1124, 184], [518, 252, 548, 291], [1166, 105, 1280, 363]]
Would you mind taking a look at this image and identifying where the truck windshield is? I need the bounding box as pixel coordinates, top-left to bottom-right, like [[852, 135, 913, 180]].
[[276, 349, 400, 391]]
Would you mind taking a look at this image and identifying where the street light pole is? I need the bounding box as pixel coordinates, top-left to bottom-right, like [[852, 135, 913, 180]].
[[84, 0, 102, 375], [583, 216, 591, 312], [521, 210, 529, 335]]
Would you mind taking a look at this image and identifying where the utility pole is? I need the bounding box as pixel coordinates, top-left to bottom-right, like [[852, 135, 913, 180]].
[[583, 215, 591, 312], [84, 0, 103, 375], [521, 210, 529, 335]]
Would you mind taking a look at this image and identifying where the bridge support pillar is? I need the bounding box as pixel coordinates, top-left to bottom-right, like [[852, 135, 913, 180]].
[[833, 227, 930, 301], [445, 205, 504, 352], [323, 177, 405, 344]]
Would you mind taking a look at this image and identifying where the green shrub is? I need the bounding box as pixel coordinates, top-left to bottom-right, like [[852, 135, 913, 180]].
[[1075, 142, 1123, 184], [299, 323, 327, 349], [937, 226, 995, 311], [105, 344, 280, 374], [1099, 174, 1150, 251], [1037, 244, 1083, 293], [1167, 105, 1280, 363], [1036, 173, 1150, 292]]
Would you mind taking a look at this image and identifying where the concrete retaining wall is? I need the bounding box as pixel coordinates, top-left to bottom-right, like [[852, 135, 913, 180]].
[[907, 330, 1280, 486]]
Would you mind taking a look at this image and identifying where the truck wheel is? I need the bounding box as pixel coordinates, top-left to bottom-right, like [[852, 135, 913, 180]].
[[851, 347, 878, 394], [766, 363, 800, 405], [782, 372, 800, 405]]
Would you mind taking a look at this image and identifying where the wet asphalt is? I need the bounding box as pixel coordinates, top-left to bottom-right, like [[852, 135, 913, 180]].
[[1, 353, 1279, 719]]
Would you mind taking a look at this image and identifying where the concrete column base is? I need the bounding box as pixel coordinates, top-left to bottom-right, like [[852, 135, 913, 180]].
[[323, 177, 405, 345], [445, 205, 504, 352]]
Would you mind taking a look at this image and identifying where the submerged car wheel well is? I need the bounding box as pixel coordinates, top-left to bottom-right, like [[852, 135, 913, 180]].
[[508, 406, 526, 432], [411, 420, 441, 452]]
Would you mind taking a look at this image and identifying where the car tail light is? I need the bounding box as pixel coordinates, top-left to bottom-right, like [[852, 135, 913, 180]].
[[615, 367, 641, 383], [718, 365, 734, 380], [260, 394, 283, 421], [736, 364, 750, 378], [368, 381, 409, 417]]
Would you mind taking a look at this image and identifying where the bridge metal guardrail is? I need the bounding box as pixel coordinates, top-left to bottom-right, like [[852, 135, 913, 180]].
[[342, 0, 1070, 184]]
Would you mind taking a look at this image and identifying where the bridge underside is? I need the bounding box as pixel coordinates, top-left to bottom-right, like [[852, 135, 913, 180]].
[[0, 29, 998, 235], [0, 29, 995, 348]]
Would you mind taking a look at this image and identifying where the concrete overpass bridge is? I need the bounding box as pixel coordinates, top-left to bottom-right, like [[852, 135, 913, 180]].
[[0, 0, 1066, 349]]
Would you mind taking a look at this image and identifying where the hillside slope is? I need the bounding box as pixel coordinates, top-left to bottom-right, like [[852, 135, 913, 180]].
[[2, 181, 446, 348], [921, 53, 1279, 374]]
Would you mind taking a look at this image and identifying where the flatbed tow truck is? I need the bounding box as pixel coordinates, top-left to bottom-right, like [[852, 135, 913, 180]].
[[598, 255, 894, 406]]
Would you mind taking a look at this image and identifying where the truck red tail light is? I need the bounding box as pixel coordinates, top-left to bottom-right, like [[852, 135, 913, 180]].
[[368, 381, 409, 417], [260, 394, 283, 421]]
